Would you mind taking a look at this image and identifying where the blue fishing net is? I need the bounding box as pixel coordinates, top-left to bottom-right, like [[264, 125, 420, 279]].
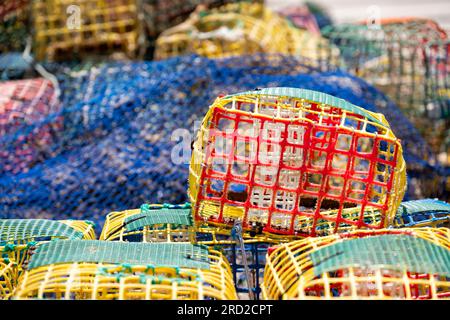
[[0, 54, 444, 232]]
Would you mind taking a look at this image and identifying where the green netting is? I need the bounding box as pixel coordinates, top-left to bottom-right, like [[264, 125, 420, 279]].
[[309, 235, 450, 277], [28, 240, 211, 270], [0, 219, 84, 244], [226, 87, 384, 126], [124, 205, 193, 232], [397, 199, 450, 216]]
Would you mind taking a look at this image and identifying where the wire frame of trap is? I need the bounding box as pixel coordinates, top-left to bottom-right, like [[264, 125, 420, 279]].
[[14, 240, 237, 300], [32, 0, 141, 61], [189, 87, 407, 239], [154, 2, 338, 66], [262, 228, 450, 300], [321, 18, 448, 119]]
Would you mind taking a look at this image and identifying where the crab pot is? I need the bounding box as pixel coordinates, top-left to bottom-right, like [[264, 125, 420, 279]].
[[262, 228, 450, 299], [394, 199, 450, 228], [0, 219, 95, 300], [424, 39, 450, 165], [322, 18, 448, 119], [425, 40, 450, 119], [14, 240, 237, 300], [32, 0, 140, 61], [0, 78, 60, 175], [100, 203, 270, 299], [189, 87, 406, 239], [0, 219, 96, 268], [154, 2, 337, 66]]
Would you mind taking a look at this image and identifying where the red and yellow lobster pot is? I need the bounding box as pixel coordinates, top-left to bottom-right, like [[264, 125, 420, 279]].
[[189, 87, 406, 239]]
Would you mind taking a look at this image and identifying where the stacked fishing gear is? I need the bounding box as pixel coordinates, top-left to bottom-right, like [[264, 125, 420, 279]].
[[0, 0, 449, 301]]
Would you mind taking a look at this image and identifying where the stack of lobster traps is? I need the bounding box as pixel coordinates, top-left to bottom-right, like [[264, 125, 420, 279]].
[[0, 1, 449, 301]]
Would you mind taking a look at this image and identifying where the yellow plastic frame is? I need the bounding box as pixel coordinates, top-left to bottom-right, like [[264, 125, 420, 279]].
[[14, 249, 237, 300], [262, 228, 450, 300]]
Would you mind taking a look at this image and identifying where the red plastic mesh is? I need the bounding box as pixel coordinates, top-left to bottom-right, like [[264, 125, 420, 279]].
[[193, 99, 400, 237]]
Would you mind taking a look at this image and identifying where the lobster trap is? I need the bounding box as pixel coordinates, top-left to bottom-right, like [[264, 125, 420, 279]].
[[425, 39, 450, 119], [14, 240, 237, 300], [262, 228, 450, 299], [322, 18, 448, 118], [0, 219, 96, 264], [100, 203, 195, 243], [32, 0, 141, 61], [321, 19, 449, 161], [154, 2, 337, 66], [0, 219, 95, 299], [100, 203, 270, 299], [189, 87, 407, 239], [394, 199, 450, 228]]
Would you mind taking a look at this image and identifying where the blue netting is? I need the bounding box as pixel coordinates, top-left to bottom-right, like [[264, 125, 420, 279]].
[[0, 54, 444, 232]]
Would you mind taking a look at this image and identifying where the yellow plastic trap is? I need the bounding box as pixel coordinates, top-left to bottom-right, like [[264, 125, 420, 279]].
[[262, 228, 450, 300], [100, 203, 271, 244], [100, 203, 195, 243], [32, 0, 141, 61], [14, 241, 237, 300], [0, 219, 95, 299], [154, 2, 338, 65], [189, 87, 407, 239]]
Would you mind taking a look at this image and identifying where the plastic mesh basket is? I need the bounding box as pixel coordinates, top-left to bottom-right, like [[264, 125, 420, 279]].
[[32, 0, 141, 61], [263, 228, 450, 299], [189, 87, 407, 238], [14, 240, 237, 300]]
